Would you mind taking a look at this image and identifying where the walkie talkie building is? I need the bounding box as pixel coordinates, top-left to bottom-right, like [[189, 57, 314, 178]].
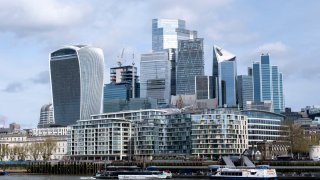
[[50, 45, 104, 126]]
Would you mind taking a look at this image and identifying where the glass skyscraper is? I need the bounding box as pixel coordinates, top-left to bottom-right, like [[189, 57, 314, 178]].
[[152, 19, 197, 51], [140, 51, 171, 105], [251, 54, 284, 112], [195, 76, 213, 99], [261, 54, 272, 101], [237, 75, 253, 109], [176, 38, 204, 95], [50, 45, 104, 126], [213, 45, 237, 107]]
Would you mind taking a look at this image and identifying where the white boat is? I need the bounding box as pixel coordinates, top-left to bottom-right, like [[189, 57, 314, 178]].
[[118, 171, 172, 179], [209, 166, 277, 179]]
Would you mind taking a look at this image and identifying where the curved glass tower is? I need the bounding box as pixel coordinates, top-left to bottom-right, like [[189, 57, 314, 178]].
[[50, 45, 104, 126]]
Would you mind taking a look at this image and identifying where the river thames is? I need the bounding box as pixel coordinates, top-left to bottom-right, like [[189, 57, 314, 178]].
[[0, 175, 209, 180]]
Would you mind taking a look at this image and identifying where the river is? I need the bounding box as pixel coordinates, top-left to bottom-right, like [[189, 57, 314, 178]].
[[0, 175, 208, 180]]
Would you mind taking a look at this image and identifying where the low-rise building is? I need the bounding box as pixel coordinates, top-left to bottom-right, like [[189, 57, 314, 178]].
[[0, 127, 67, 161]]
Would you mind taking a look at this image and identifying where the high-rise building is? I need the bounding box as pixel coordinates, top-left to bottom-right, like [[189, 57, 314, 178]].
[[176, 38, 204, 95], [38, 103, 55, 128], [213, 45, 237, 107], [152, 19, 197, 51], [237, 75, 253, 109], [50, 45, 104, 126], [140, 51, 171, 105], [261, 54, 272, 101], [251, 54, 284, 112], [195, 76, 213, 99], [252, 62, 261, 102]]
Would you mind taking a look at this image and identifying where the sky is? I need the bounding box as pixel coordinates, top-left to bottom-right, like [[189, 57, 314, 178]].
[[0, 0, 320, 128]]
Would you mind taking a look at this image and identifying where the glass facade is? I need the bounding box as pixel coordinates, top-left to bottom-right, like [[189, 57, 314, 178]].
[[237, 75, 253, 109], [272, 66, 281, 113], [213, 45, 237, 107], [241, 110, 285, 147], [152, 19, 196, 51], [261, 54, 272, 101], [195, 76, 213, 99], [176, 38, 204, 95], [50, 45, 104, 126], [140, 52, 171, 105], [251, 54, 284, 112], [219, 60, 237, 107], [253, 62, 261, 102]]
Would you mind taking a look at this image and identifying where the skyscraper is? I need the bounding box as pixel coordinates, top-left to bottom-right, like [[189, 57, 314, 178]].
[[109, 65, 140, 99], [195, 76, 213, 99], [50, 45, 104, 126], [251, 54, 284, 112], [38, 103, 54, 128], [140, 51, 171, 105], [176, 38, 204, 95], [261, 54, 272, 101], [213, 45, 237, 107], [237, 75, 253, 109], [152, 19, 197, 51]]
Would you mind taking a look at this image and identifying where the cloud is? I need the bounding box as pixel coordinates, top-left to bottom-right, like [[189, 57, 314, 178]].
[[0, 0, 91, 36], [2, 82, 24, 93], [31, 71, 50, 84], [256, 42, 288, 55]]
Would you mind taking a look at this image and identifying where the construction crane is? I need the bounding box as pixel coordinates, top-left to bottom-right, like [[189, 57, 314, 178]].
[[117, 48, 125, 67]]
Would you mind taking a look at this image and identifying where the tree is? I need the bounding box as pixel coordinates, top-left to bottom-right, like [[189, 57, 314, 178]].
[[16, 144, 28, 160], [282, 120, 319, 156], [8, 146, 17, 160], [0, 144, 9, 161], [40, 138, 57, 161], [29, 142, 42, 161]]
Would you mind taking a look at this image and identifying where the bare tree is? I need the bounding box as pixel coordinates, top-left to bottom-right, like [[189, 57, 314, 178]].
[[29, 142, 42, 161], [40, 138, 57, 161], [0, 144, 9, 160], [16, 144, 28, 160]]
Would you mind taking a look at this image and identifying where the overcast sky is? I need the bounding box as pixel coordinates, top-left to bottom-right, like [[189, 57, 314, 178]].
[[0, 0, 319, 128]]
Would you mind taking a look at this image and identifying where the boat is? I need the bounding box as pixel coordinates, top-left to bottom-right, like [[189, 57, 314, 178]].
[[0, 171, 9, 176], [96, 170, 172, 179], [208, 156, 277, 179], [209, 166, 277, 179]]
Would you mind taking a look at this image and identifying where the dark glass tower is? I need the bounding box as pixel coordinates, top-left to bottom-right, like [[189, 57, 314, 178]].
[[50, 45, 104, 126]]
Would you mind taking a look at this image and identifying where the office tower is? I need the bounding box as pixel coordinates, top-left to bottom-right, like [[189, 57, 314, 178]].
[[168, 48, 177, 96], [109, 65, 140, 99], [38, 103, 55, 128], [261, 54, 272, 101], [212, 47, 219, 98], [50, 45, 104, 126], [213, 45, 237, 107], [237, 75, 253, 109], [251, 54, 284, 112], [152, 19, 197, 51], [176, 38, 204, 95], [195, 76, 213, 99], [252, 62, 261, 102], [140, 51, 171, 105]]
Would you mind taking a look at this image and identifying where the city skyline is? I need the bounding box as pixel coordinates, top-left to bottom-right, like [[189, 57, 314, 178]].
[[0, 0, 319, 127]]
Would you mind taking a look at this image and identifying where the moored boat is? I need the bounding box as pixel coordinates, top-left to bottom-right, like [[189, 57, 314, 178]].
[[209, 165, 277, 179]]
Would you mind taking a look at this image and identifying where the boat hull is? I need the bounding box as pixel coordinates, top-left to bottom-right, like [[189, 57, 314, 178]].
[[209, 177, 277, 180]]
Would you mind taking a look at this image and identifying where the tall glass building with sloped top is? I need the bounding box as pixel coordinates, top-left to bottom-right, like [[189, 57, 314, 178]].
[[213, 45, 237, 107], [50, 45, 104, 126]]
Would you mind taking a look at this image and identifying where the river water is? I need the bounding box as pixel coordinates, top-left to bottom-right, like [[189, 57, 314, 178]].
[[1, 175, 208, 180]]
